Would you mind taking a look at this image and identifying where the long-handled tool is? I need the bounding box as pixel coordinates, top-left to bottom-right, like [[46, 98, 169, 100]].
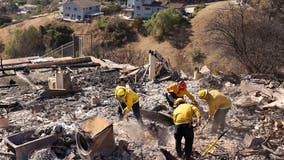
[[196, 118, 210, 134], [197, 106, 218, 133], [198, 129, 229, 160], [116, 99, 129, 121]]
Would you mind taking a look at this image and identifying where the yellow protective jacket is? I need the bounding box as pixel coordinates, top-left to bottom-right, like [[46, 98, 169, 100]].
[[173, 103, 201, 125], [206, 90, 232, 119], [164, 83, 196, 103], [115, 86, 139, 112]]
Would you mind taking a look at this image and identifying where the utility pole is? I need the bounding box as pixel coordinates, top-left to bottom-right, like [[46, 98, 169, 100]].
[[79, 37, 83, 57], [0, 55, 6, 75]]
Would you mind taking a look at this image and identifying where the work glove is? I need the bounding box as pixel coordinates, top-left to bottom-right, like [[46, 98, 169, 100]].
[[122, 108, 128, 115], [163, 91, 168, 96]]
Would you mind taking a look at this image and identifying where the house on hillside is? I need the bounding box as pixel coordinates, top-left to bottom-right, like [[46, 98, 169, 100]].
[[161, 2, 185, 12], [122, 0, 165, 19], [18, 4, 37, 14], [62, 0, 101, 22], [122, 0, 187, 20], [184, 5, 197, 16]]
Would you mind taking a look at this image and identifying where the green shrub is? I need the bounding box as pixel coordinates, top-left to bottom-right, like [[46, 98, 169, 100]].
[[97, 19, 108, 30], [5, 27, 45, 58], [190, 48, 205, 63], [101, 17, 134, 47], [0, 15, 12, 26], [132, 17, 147, 36], [144, 8, 183, 40]]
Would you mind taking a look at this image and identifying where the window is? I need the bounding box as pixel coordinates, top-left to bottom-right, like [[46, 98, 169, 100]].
[[136, 6, 140, 10], [89, 7, 92, 10], [74, 8, 77, 11], [145, 7, 151, 10]]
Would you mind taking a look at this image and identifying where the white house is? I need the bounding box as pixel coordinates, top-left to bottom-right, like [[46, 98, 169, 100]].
[[123, 0, 165, 19], [18, 4, 37, 14], [62, 0, 101, 22]]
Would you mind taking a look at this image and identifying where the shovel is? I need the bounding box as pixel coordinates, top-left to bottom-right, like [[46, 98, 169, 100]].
[[198, 129, 229, 160], [116, 99, 129, 121], [198, 118, 210, 133]]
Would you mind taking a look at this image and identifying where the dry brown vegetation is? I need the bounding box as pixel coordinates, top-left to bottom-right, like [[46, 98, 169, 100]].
[[0, 1, 283, 76]]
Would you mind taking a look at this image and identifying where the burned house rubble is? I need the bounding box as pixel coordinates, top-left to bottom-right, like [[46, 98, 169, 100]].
[[0, 54, 283, 160]]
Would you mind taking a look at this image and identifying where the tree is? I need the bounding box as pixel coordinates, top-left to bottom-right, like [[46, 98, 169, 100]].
[[0, 14, 12, 27], [0, 0, 18, 14], [208, 4, 284, 74], [0, 40, 4, 53], [101, 17, 134, 47], [144, 8, 183, 40], [27, 0, 52, 5], [248, 0, 284, 23], [132, 17, 147, 36], [13, 0, 27, 5], [101, 4, 121, 15], [40, 24, 74, 50], [5, 26, 45, 58]]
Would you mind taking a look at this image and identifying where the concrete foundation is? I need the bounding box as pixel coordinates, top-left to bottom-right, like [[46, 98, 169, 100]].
[[4, 129, 57, 160]]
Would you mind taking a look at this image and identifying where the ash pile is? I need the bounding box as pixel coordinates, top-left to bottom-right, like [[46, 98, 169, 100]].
[[0, 53, 283, 160]]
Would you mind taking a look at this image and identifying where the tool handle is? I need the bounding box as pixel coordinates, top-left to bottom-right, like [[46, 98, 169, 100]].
[[217, 129, 229, 140]]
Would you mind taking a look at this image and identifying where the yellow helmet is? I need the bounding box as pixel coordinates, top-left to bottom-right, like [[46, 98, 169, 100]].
[[198, 89, 208, 99], [117, 88, 126, 97], [174, 98, 185, 107]]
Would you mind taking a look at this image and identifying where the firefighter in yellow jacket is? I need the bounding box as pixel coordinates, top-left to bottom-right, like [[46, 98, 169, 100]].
[[115, 86, 143, 124], [198, 89, 232, 133], [164, 81, 197, 108], [173, 98, 201, 159]]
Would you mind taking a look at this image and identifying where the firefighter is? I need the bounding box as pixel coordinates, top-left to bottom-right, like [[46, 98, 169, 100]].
[[198, 89, 232, 133], [114, 85, 143, 124], [164, 81, 197, 108], [173, 98, 201, 159]]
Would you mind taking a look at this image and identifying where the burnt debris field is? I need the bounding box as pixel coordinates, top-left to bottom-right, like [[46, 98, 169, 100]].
[[0, 56, 283, 160]]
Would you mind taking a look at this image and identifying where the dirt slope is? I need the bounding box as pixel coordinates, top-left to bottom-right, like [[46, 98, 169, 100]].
[[183, 1, 245, 74], [122, 1, 246, 74], [0, 14, 57, 44], [0, 1, 246, 74]]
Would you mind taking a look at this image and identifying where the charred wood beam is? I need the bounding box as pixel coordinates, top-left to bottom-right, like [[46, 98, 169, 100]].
[[16, 72, 39, 90], [160, 148, 177, 160], [2, 56, 39, 66], [0, 151, 15, 157], [0, 62, 100, 72], [0, 73, 16, 78], [261, 144, 284, 157], [0, 102, 23, 112], [0, 84, 18, 89], [140, 109, 173, 126]]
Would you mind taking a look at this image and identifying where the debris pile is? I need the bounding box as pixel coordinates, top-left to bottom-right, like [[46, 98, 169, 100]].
[[0, 55, 283, 160]]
